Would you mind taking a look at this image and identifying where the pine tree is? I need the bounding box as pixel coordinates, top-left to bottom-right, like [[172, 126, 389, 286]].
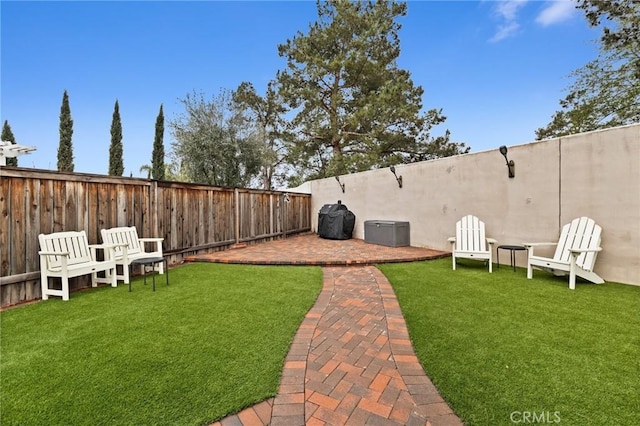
[[57, 90, 74, 172], [109, 100, 124, 176], [1, 120, 18, 166], [277, 0, 467, 180], [152, 104, 165, 180]]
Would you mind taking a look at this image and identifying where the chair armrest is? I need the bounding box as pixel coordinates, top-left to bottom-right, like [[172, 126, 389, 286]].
[[569, 247, 602, 255], [139, 238, 163, 255], [524, 242, 558, 258], [39, 250, 70, 272], [88, 243, 118, 250], [109, 243, 129, 261], [39, 251, 70, 256], [88, 244, 118, 261], [447, 237, 456, 250], [523, 242, 557, 248]]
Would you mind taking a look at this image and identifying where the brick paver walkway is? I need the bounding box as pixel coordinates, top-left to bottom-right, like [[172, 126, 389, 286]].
[[194, 235, 461, 426]]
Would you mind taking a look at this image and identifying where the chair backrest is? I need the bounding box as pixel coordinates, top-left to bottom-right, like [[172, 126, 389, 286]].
[[101, 226, 142, 257], [455, 215, 487, 252], [553, 217, 602, 271], [39, 231, 92, 268]]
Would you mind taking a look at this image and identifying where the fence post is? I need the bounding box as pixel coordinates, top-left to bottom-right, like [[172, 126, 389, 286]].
[[282, 193, 289, 238], [234, 188, 240, 244], [151, 180, 158, 237]]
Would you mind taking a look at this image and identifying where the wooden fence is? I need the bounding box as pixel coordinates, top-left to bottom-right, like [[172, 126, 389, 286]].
[[0, 167, 311, 307]]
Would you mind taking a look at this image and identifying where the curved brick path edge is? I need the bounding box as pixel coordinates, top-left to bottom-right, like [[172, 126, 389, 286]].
[[210, 265, 462, 426]]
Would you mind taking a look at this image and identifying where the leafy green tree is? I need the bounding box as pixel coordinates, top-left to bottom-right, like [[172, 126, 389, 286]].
[[57, 90, 74, 172], [163, 157, 189, 182], [536, 0, 640, 139], [233, 81, 288, 190], [169, 90, 262, 187], [109, 100, 124, 176], [277, 0, 467, 181], [152, 104, 165, 180], [1, 120, 18, 166]]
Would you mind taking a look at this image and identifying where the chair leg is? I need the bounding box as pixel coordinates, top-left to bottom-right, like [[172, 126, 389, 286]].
[[109, 267, 117, 287], [123, 263, 130, 284], [452, 255, 456, 270], [61, 276, 70, 301], [41, 271, 49, 300], [569, 255, 578, 290]]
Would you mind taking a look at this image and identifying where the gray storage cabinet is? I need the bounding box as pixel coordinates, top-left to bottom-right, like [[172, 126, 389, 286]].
[[364, 220, 410, 247]]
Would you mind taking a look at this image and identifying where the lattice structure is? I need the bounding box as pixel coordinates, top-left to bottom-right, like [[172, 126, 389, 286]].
[[0, 140, 36, 166]]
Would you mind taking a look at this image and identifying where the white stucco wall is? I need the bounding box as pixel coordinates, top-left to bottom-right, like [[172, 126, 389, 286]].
[[292, 124, 640, 285]]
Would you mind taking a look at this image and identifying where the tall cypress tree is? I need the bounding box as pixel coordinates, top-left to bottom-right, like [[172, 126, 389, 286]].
[[57, 90, 74, 172], [152, 104, 165, 180], [1, 120, 18, 166], [109, 100, 124, 176]]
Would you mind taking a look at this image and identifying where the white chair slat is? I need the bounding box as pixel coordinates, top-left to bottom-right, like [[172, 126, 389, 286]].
[[456, 219, 464, 251], [554, 221, 571, 262], [476, 219, 486, 252]]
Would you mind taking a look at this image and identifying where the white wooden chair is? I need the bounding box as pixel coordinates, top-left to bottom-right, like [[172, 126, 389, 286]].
[[100, 226, 164, 284], [524, 216, 603, 290], [39, 230, 117, 301], [448, 215, 497, 272]]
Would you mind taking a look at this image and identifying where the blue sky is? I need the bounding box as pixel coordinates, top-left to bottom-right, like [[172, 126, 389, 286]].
[[1, 0, 599, 178]]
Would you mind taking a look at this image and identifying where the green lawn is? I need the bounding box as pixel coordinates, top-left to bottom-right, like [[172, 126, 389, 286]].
[[379, 258, 640, 426], [1, 263, 322, 426]]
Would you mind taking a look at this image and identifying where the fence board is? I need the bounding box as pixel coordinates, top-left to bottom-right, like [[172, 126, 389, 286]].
[[39, 179, 54, 236], [87, 182, 100, 243], [1, 176, 11, 277], [117, 184, 127, 226], [26, 179, 40, 272], [64, 180, 78, 231], [77, 181, 88, 238], [53, 180, 65, 232], [107, 183, 117, 229], [11, 179, 26, 277]]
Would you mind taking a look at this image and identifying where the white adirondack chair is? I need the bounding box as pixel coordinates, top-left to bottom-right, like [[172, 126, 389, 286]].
[[101, 226, 164, 284], [448, 215, 497, 272], [524, 217, 603, 290]]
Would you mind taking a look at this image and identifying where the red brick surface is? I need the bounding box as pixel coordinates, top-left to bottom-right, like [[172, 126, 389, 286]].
[[186, 233, 449, 266]]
